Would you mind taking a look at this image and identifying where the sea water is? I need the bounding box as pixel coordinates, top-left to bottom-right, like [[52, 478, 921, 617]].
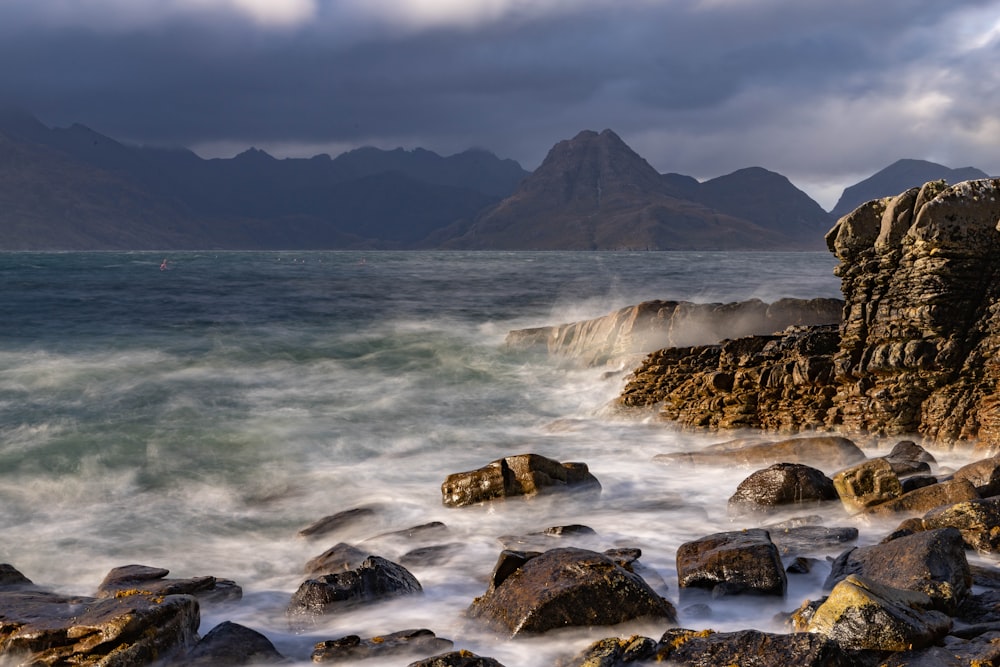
[[0, 251, 975, 665]]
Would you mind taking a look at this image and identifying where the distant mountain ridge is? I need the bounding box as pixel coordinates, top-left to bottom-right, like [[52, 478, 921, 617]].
[[444, 130, 832, 250], [830, 158, 990, 218], [0, 110, 990, 250]]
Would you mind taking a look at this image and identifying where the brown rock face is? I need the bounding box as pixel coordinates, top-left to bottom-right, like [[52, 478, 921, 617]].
[[441, 453, 600, 508], [468, 547, 676, 637], [620, 178, 1000, 449], [675, 528, 786, 597]]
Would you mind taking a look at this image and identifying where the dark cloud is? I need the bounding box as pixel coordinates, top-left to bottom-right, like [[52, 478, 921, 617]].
[[1, 0, 998, 207]]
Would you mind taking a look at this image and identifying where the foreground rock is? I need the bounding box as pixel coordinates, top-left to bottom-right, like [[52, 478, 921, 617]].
[[728, 462, 837, 514], [619, 178, 1000, 448], [441, 453, 600, 507], [560, 629, 850, 666], [312, 629, 452, 663], [97, 564, 242, 604], [655, 435, 866, 473], [468, 547, 676, 636], [804, 574, 952, 651], [408, 651, 507, 667], [183, 621, 287, 665], [506, 297, 843, 367], [676, 528, 786, 597], [0, 588, 199, 665], [825, 527, 970, 614], [287, 555, 421, 621]]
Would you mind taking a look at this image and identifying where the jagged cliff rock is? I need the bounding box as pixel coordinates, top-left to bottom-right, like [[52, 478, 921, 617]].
[[620, 178, 1000, 450], [505, 298, 843, 367]]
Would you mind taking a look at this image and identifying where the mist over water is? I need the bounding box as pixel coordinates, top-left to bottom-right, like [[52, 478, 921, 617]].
[[2, 250, 959, 665]]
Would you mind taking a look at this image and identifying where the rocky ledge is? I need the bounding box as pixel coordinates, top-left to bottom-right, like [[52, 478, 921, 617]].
[[620, 178, 1000, 449]]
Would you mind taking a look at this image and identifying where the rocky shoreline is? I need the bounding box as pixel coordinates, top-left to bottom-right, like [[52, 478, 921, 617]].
[[6, 179, 1000, 665]]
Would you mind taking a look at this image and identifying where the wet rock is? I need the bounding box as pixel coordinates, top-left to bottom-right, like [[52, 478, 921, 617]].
[[468, 547, 676, 637], [953, 454, 1000, 497], [312, 628, 453, 663], [368, 521, 450, 543], [676, 528, 786, 597], [767, 525, 858, 558], [920, 497, 1000, 553], [298, 506, 378, 539], [441, 453, 600, 508], [878, 635, 1000, 667], [902, 475, 939, 493], [884, 440, 936, 477], [825, 527, 971, 614], [96, 564, 242, 604], [655, 436, 866, 473], [806, 574, 952, 651], [864, 479, 979, 517], [304, 542, 373, 577], [498, 524, 599, 550], [832, 457, 902, 512], [727, 462, 837, 514], [505, 297, 843, 368], [400, 544, 464, 568], [618, 178, 1000, 449], [183, 621, 287, 666], [657, 628, 851, 667], [786, 556, 816, 574], [0, 564, 34, 590], [407, 650, 507, 667], [287, 555, 421, 620], [0, 588, 199, 666]]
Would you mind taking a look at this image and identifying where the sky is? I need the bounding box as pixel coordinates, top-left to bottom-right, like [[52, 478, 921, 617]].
[[1, 0, 999, 210]]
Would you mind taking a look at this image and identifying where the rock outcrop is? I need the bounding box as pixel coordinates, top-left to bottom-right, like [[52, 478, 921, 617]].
[[620, 178, 1000, 449], [441, 453, 600, 508], [506, 297, 842, 367]]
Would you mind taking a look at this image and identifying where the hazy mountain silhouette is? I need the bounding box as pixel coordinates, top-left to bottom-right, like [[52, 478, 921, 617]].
[[444, 130, 830, 250], [830, 158, 990, 218]]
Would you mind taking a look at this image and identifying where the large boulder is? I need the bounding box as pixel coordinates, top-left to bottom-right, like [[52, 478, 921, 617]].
[[952, 454, 1000, 496], [96, 564, 242, 604], [863, 478, 979, 517], [619, 178, 1000, 449], [728, 462, 837, 514], [287, 555, 421, 620], [805, 574, 952, 651], [441, 453, 600, 508], [467, 547, 676, 637], [183, 621, 286, 666], [825, 527, 971, 614], [655, 436, 866, 473], [0, 588, 199, 666], [919, 497, 1000, 553], [832, 457, 902, 512], [676, 528, 786, 597], [505, 297, 843, 367]]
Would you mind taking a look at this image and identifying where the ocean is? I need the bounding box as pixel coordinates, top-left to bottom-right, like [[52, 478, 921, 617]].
[[0, 250, 960, 665]]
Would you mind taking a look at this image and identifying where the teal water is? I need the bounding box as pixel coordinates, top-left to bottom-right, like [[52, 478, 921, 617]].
[[0, 250, 892, 665]]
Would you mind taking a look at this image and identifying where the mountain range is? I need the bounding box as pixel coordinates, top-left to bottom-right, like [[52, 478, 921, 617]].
[[0, 110, 990, 250]]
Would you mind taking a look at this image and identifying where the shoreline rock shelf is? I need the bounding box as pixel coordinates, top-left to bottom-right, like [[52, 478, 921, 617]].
[[619, 177, 1000, 450]]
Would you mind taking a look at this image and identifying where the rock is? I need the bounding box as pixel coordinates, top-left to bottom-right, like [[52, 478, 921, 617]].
[[304, 542, 373, 577], [505, 297, 843, 367], [902, 475, 939, 493], [556, 634, 659, 666], [287, 555, 421, 620], [441, 453, 600, 508], [400, 544, 463, 568], [312, 628, 453, 663], [96, 564, 242, 604], [467, 547, 676, 637], [407, 650, 507, 667], [832, 457, 902, 512], [676, 528, 786, 597], [656, 628, 851, 667], [863, 478, 979, 516], [825, 527, 971, 614], [884, 440, 936, 477], [920, 497, 1000, 553], [0, 564, 33, 590], [767, 525, 858, 558], [727, 463, 837, 514], [298, 506, 378, 539], [183, 621, 287, 665], [805, 574, 952, 651], [953, 454, 1000, 496], [368, 521, 450, 543], [618, 178, 1000, 449], [655, 436, 866, 473], [0, 589, 199, 666]]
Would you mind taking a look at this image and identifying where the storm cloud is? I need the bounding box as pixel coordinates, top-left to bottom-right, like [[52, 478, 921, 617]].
[[2, 0, 998, 207]]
